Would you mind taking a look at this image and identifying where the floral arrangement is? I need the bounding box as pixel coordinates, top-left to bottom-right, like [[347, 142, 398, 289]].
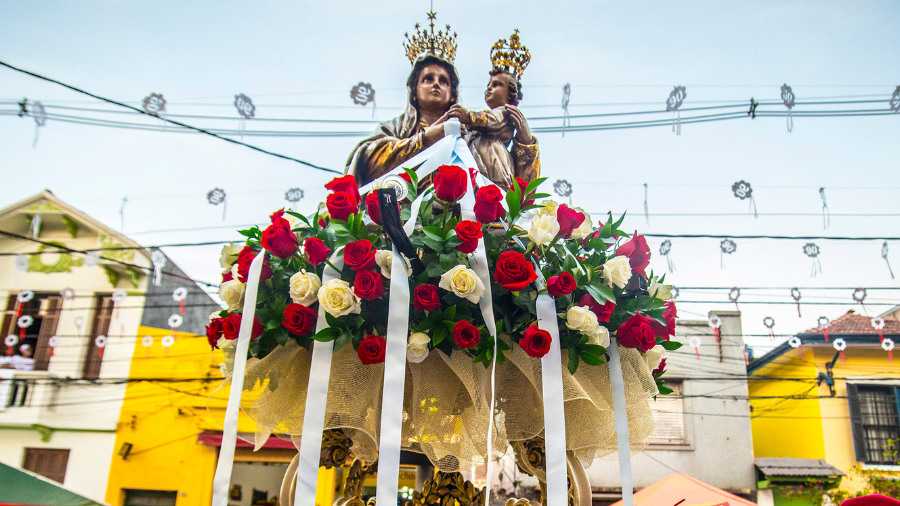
[[206, 167, 682, 394]]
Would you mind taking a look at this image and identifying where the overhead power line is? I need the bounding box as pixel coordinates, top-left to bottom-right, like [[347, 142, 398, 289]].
[[0, 59, 341, 174]]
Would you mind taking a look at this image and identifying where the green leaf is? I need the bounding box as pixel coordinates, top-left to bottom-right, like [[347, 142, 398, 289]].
[[285, 211, 310, 225], [426, 261, 445, 277], [444, 305, 457, 321], [433, 325, 447, 347], [660, 340, 683, 351], [523, 177, 547, 198], [586, 283, 615, 304], [579, 351, 605, 366], [311, 327, 340, 342], [422, 226, 445, 241], [656, 382, 674, 396], [567, 346, 580, 375]]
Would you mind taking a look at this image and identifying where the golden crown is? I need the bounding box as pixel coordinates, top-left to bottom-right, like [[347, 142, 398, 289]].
[[403, 11, 458, 64], [490, 29, 531, 79]]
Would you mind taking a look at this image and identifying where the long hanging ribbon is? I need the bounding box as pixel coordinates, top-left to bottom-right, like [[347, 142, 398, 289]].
[[535, 293, 568, 506], [883, 241, 895, 280], [607, 342, 634, 506], [373, 246, 412, 506], [819, 188, 830, 229], [293, 254, 343, 506], [643, 183, 649, 226], [212, 248, 267, 506]]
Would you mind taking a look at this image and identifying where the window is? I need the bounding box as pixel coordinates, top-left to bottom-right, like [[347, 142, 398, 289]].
[[1, 293, 62, 371], [83, 295, 114, 379], [649, 380, 686, 445], [22, 448, 70, 484], [848, 384, 900, 464], [123, 490, 178, 506]]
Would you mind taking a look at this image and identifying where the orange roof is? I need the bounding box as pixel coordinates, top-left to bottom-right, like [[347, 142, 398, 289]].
[[610, 472, 756, 506], [804, 310, 900, 335]]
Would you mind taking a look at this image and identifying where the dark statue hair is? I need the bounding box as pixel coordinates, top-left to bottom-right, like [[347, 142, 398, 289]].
[[489, 68, 523, 106], [407, 55, 460, 110]]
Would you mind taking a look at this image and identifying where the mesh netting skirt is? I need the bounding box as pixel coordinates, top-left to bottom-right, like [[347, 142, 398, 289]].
[[232, 338, 658, 472]]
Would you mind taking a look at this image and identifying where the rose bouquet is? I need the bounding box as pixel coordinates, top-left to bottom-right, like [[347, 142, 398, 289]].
[[208, 167, 681, 394]]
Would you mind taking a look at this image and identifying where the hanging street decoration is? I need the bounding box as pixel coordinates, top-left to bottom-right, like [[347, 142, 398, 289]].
[[30, 100, 47, 148], [728, 287, 740, 311], [74, 316, 85, 339], [643, 183, 650, 225], [719, 239, 737, 268], [119, 197, 128, 231], [891, 86, 900, 113], [561, 82, 571, 136], [48, 335, 59, 357], [833, 338, 847, 363], [709, 314, 722, 343], [5, 335, 18, 356], [852, 288, 867, 312], [84, 250, 100, 284], [659, 240, 675, 272], [670, 286, 680, 300], [872, 317, 886, 343], [142, 335, 153, 358], [161, 334, 175, 356], [116, 315, 128, 339], [233, 93, 255, 139], [60, 287, 75, 311], [818, 316, 831, 342], [788, 336, 804, 358], [748, 98, 759, 118], [763, 316, 775, 339], [666, 86, 686, 135], [552, 179, 572, 204], [168, 314, 183, 339], [13, 254, 28, 286], [883, 241, 895, 280], [141, 93, 167, 131], [285, 188, 305, 209], [17, 315, 33, 339], [791, 287, 802, 317], [731, 180, 758, 218], [883, 338, 894, 362], [350, 82, 376, 118], [689, 335, 702, 360], [207, 188, 227, 221], [818, 187, 831, 229], [150, 249, 166, 286], [95, 335, 107, 359], [173, 287, 188, 315], [781, 83, 795, 132], [803, 243, 822, 277], [112, 289, 127, 317]]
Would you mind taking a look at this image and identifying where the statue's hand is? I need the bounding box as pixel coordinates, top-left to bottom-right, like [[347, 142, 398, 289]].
[[506, 105, 534, 144], [424, 110, 451, 147], [447, 104, 470, 126]]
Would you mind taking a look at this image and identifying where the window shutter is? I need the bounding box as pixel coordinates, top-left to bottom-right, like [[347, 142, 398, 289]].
[[22, 448, 70, 484], [650, 381, 686, 444], [33, 296, 61, 371], [1, 295, 17, 355], [83, 296, 114, 379], [847, 384, 867, 462]]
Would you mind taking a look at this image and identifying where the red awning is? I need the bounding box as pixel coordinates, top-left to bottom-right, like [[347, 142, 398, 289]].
[[197, 432, 297, 449]]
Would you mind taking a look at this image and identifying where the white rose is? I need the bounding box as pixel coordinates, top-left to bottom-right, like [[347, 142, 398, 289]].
[[317, 279, 362, 318], [588, 325, 611, 348], [217, 338, 237, 377], [536, 199, 559, 218], [289, 270, 322, 306], [566, 306, 601, 337], [648, 279, 673, 301], [602, 256, 632, 289], [209, 311, 222, 323], [643, 344, 666, 373], [218, 279, 246, 311], [219, 242, 243, 269], [568, 208, 593, 240], [439, 265, 485, 303], [528, 214, 560, 247], [407, 332, 431, 364], [374, 249, 412, 279]]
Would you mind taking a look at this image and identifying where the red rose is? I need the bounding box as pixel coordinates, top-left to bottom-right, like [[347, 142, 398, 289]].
[[556, 204, 585, 239], [474, 185, 504, 223], [206, 318, 224, 349], [452, 320, 481, 349], [222, 313, 264, 340], [515, 177, 535, 206], [237, 248, 273, 283], [413, 284, 441, 311], [494, 251, 537, 291], [468, 167, 480, 189], [318, 217, 327, 228], [616, 234, 651, 277], [365, 192, 382, 225], [454, 220, 483, 254], [353, 270, 384, 300], [433, 165, 468, 202], [547, 272, 576, 297], [520, 325, 552, 358], [326, 191, 358, 222], [304, 237, 331, 266], [325, 175, 361, 205], [357, 334, 386, 364], [652, 358, 667, 376], [577, 294, 615, 323], [616, 313, 657, 353], [282, 303, 317, 336], [261, 209, 300, 259], [650, 301, 678, 339], [344, 239, 377, 271], [399, 172, 412, 184], [222, 270, 233, 283]]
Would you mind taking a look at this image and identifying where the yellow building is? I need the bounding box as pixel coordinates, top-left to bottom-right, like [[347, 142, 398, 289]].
[[749, 310, 900, 505]]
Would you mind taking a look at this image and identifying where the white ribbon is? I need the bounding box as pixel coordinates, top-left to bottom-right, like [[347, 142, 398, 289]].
[[293, 254, 344, 506], [374, 245, 412, 505], [535, 293, 567, 506], [607, 342, 634, 506], [212, 249, 267, 506]]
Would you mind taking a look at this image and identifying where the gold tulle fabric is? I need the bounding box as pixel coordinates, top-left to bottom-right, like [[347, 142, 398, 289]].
[[236, 339, 658, 471]]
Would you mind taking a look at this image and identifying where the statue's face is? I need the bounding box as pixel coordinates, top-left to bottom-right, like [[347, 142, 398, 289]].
[[416, 64, 452, 112], [485, 73, 513, 109]]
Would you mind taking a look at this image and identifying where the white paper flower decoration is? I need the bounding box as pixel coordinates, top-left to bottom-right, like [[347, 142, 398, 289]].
[[882, 338, 894, 352], [17, 315, 34, 329], [168, 314, 183, 329], [161, 335, 175, 347], [17, 290, 35, 303], [788, 336, 802, 348], [833, 338, 847, 351], [95, 335, 107, 348], [142, 336, 154, 348], [173, 287, 188, 301], [60, 287, 75, 302], [5, 335, 19, 347], [112, 289, 127, 304], [873, 317, 886, 330], [74, 316, 85, 328]]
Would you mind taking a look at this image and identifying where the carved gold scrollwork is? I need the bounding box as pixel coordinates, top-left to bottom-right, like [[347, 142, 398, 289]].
[[320, 429, 353, 469], [511, 436, 590, 506], [334, 459, 378, 506], [403, 470, 485, 506]]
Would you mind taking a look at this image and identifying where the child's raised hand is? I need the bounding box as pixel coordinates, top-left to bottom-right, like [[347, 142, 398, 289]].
[[505, 105, 533, 144]]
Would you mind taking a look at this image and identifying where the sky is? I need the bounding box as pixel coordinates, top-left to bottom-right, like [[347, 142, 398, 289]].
[[1, 0, 898, 354]]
